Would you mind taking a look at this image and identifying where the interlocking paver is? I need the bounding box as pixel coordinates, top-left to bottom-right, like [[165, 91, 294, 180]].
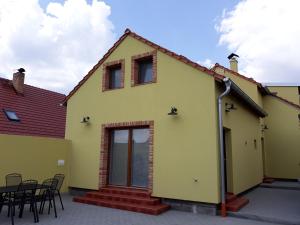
[[0, 194, 277, 225]]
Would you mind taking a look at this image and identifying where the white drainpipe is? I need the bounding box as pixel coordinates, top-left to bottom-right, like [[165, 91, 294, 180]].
[[217, 77, 231, 217]]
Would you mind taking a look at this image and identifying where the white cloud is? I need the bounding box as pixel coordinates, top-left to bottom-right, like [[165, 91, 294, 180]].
[[0, 0, 115, 94], [217, 0, 300, 83], [197, 58, 214, 68]]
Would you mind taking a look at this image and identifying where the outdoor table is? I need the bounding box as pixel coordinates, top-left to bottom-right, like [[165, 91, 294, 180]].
[[0, 184, 50, 223], [0, 184, 48, 194]]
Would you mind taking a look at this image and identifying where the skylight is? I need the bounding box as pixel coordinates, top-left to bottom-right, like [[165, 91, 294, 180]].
[[3, 110, 20, 122]]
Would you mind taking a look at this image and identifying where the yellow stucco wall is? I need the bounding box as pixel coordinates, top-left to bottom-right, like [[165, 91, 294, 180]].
[[263, 96, 300, 179], [268, 86, 299, 105], [0, 134, 71, 192], [65, 36, 221, 203], [216, 85, 264, 194], [214, 67, 263, 107]]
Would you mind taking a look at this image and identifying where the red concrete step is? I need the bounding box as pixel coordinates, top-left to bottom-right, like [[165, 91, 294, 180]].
[[100, 187, 151, 198], [86, 191, 160, 205], [263, 177, 275, 183], [73, 196, 170, 215], [226, 197, 249, 212], [226, 193, 237, 203]]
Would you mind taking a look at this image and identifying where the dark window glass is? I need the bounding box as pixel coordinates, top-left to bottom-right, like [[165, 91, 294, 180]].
[[109, 66, 122, 89], [3, 110, 20, 122], [138, 58, 153, 84]]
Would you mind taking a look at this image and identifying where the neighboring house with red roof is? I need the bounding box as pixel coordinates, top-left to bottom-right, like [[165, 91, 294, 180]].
[[0, 69, 66, 138], [0, 69, 69, 196]]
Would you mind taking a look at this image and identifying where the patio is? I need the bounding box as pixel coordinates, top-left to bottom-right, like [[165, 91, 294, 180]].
[[0, 194, 276, 225], [229, 186, 300, 225]]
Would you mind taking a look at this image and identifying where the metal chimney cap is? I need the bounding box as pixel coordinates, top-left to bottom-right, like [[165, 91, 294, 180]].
[[18, 68, 26, 73], [227, 53, 239, 60]]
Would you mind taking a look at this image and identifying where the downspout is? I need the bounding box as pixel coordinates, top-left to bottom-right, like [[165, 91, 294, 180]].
[[218, 77, 231, 217]]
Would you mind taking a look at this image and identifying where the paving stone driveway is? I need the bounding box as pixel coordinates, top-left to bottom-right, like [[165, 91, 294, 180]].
[[230, 187, 300, 225], [0, 194, 277, 225]]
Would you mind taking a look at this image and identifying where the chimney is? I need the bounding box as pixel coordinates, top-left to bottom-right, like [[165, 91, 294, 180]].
[[12, 68, 26, 94], [227, 53, 239, 72]]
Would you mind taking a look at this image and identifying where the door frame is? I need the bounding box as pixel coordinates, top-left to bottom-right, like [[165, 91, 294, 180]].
[[107, 126, 149, 187], [99, 121, 154, 191], [223, 127, 233, 193], [261, 137, 266, 176]]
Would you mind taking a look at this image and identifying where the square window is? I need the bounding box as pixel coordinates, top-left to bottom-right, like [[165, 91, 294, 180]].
[[3, 110, 20, 122], [102, 59, 125, 91], [132, 51, 157, 86], [109, 66, 122, 89]]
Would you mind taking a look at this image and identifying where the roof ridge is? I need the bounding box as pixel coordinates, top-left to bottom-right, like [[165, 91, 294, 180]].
[[0, 76, 65, 97], [64, 28, 224, 103], [270, 93, 300, 110], [212, 63, 262, 87]]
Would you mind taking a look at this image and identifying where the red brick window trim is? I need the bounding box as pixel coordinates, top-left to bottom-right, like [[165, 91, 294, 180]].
[[102, 59, 125, 91], [99, 120, 154, 191], [131, 51, 157, 86]]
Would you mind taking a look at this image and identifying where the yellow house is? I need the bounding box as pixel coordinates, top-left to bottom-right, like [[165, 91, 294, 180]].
[[267, 85, 299, 105], [212, 62, 300, 183], [262, 87, 300, 180], [64, 29, 300, 215]]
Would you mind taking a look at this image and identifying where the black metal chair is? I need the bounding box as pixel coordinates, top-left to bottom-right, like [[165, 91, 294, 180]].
[[36, 178, 58, 218], [6, 173, 22, 187], [53, 174, 65, 210], [1, 173, 22, 216], [0, 192, 5, 214], [8, 180, 38, 225]]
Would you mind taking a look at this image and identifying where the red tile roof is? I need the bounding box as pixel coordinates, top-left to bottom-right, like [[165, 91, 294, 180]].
[[64, 28, 224, 103], [212, 63, 262, 87], [0, 77, 66, 138]]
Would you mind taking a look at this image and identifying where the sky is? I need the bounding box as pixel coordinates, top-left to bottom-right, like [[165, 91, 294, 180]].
[[0, 0, 299, 94]]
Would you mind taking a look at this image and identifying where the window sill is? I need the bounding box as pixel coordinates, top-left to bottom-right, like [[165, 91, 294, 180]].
[[131, 81, 156, 87], [102, 87, 124, 92]]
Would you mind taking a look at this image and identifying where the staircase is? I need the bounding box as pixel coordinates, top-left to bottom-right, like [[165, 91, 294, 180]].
[[73, 187, 170, 215], [226, 193, 249, 212], [263, 177, 275, 183]]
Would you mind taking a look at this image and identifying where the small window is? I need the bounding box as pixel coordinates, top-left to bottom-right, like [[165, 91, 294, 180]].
[[137, 58, 153, 84], [131, 51, 157, 86], [3, 110, 20, 122], [102, 59, 124, 91], [109, 65, 122, 89]]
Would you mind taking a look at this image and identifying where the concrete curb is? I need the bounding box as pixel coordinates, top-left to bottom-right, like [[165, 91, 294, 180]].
[[228, 211, 300, 225], [260, 184, 300, 191]]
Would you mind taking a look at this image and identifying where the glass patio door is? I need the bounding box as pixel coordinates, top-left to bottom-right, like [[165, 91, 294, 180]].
[[109, 128, 149, 188], [109, 130, 129, 186]]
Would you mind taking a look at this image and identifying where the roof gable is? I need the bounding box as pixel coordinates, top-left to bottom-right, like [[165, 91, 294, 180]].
[[63, 28, 267, 117], [64, 29, 219, 103]]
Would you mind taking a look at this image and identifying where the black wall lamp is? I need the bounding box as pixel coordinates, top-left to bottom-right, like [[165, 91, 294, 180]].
[[261, 124, 268, 131], [81, 116, 90, 124], [168, 107, 178, 116], [225, 103, 237, 112]]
